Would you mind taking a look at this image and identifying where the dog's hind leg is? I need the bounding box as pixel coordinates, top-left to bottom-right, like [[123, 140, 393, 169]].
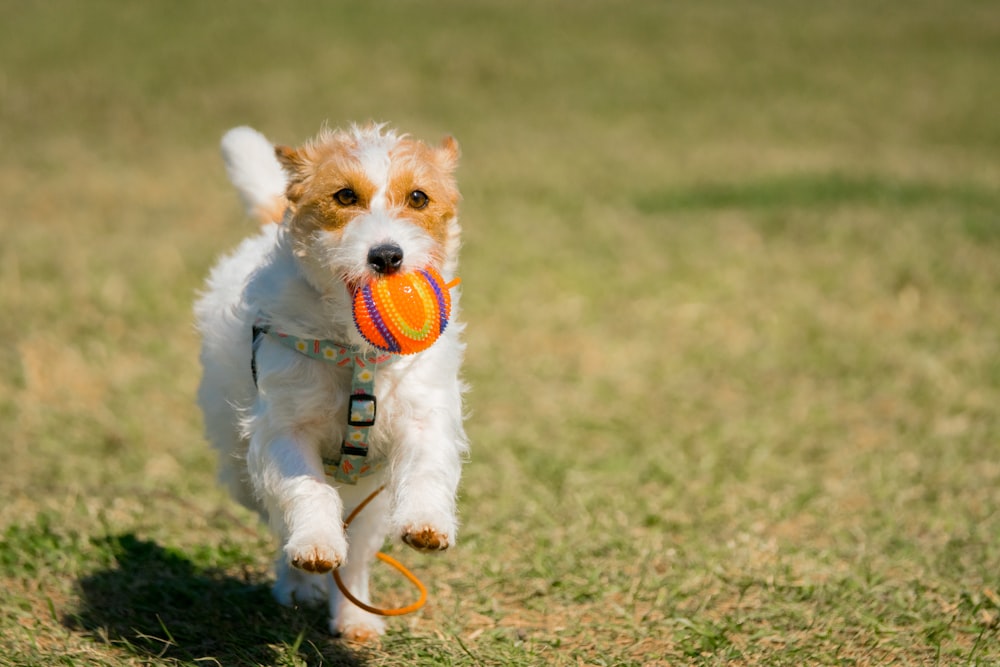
[[272, 551, 331, 608], [329, 477, 390, 640]]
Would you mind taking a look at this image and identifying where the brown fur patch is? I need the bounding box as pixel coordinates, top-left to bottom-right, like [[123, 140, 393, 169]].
[[254, 195, 288, 225], [339, 625, 382, 644], [386, 137, 461, 250], [277, 126, 460, 268], [401, 526, 450, 552], [290, 550, 339, 573]]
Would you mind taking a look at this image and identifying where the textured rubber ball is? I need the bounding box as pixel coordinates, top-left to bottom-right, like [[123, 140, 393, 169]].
[[352, 267, 457, 354]]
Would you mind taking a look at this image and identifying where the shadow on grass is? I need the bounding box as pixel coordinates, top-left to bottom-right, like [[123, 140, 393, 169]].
[[68, 533, 365, 666]]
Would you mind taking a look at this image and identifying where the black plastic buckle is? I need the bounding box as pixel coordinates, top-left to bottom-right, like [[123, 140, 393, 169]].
[[340, 443, 369, 457], [347, 393, 377, 427]]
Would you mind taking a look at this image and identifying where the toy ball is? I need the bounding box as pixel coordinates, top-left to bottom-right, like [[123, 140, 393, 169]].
[[352, 267, 457, 355]]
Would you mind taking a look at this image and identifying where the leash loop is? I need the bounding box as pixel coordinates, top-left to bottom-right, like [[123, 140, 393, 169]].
[[333, 485, 428, 616]]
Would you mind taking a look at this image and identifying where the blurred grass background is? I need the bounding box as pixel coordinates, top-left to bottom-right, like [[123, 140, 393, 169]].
[[1, 1, 999, 665]]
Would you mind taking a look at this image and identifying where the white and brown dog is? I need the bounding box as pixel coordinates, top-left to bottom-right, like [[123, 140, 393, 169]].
[[195, 123, 468, 640]]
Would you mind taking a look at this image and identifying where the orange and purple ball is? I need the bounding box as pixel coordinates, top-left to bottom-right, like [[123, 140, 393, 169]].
[[352, 267, 457, 355]]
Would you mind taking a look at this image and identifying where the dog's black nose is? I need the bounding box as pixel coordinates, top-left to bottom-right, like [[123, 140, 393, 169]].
[[367, 243, 404, 275]]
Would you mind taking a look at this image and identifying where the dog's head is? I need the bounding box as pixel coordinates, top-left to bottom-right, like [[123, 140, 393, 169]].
[[275, 123, 461, 297]]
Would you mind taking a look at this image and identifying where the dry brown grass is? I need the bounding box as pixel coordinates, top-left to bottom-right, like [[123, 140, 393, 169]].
[[2, 1, 999, 665]]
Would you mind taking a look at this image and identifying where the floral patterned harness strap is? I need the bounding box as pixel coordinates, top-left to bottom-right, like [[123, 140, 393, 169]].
[[252, 321, 394, 484]]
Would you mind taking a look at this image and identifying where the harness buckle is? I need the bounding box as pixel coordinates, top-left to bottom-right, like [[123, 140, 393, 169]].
[[348, 393, 377, 427]]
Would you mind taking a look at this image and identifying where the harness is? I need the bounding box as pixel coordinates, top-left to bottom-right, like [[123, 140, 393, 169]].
[[252, 322, 394, 484]]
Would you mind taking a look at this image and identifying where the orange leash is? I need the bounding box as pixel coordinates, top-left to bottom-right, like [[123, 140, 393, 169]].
[[332, 485, 428, 616]]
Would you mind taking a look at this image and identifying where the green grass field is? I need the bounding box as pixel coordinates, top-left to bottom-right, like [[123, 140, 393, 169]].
[[2, 1, 999, 665]]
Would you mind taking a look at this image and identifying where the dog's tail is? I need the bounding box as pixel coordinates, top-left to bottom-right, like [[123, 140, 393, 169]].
[[220, 126, 288, 225]]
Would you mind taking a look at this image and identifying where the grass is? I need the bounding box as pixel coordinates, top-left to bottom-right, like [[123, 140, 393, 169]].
[[1, 0, 999, 664]]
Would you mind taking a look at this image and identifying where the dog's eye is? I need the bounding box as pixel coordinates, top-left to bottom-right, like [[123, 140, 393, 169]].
[[408, 190, 429, 210], [333, 188, 358, 206]]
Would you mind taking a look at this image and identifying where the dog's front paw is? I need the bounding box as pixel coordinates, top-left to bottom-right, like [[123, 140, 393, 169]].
[[285, 528, 348, 573], [401, 525, 451, 552], [287, 545, 343, 573]]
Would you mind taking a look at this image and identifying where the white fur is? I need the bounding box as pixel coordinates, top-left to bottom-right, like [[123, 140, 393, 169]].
[[195, 125, 468, 640], [220, 126, 288, 218]]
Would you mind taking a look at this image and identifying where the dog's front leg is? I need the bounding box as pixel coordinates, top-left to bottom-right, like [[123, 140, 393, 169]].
[[248, 430, 347, 574], [389, 401, 467, 552]]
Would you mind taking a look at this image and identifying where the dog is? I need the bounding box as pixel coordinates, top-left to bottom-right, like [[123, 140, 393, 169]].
[[194, 123, 468, 641]]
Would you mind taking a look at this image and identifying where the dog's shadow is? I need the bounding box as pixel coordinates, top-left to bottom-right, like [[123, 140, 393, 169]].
[[68, 533, 365, 666]]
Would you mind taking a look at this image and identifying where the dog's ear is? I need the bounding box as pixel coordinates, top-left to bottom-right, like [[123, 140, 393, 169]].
[[275, 145, 307, 203], [436, 136, 460, 172]]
